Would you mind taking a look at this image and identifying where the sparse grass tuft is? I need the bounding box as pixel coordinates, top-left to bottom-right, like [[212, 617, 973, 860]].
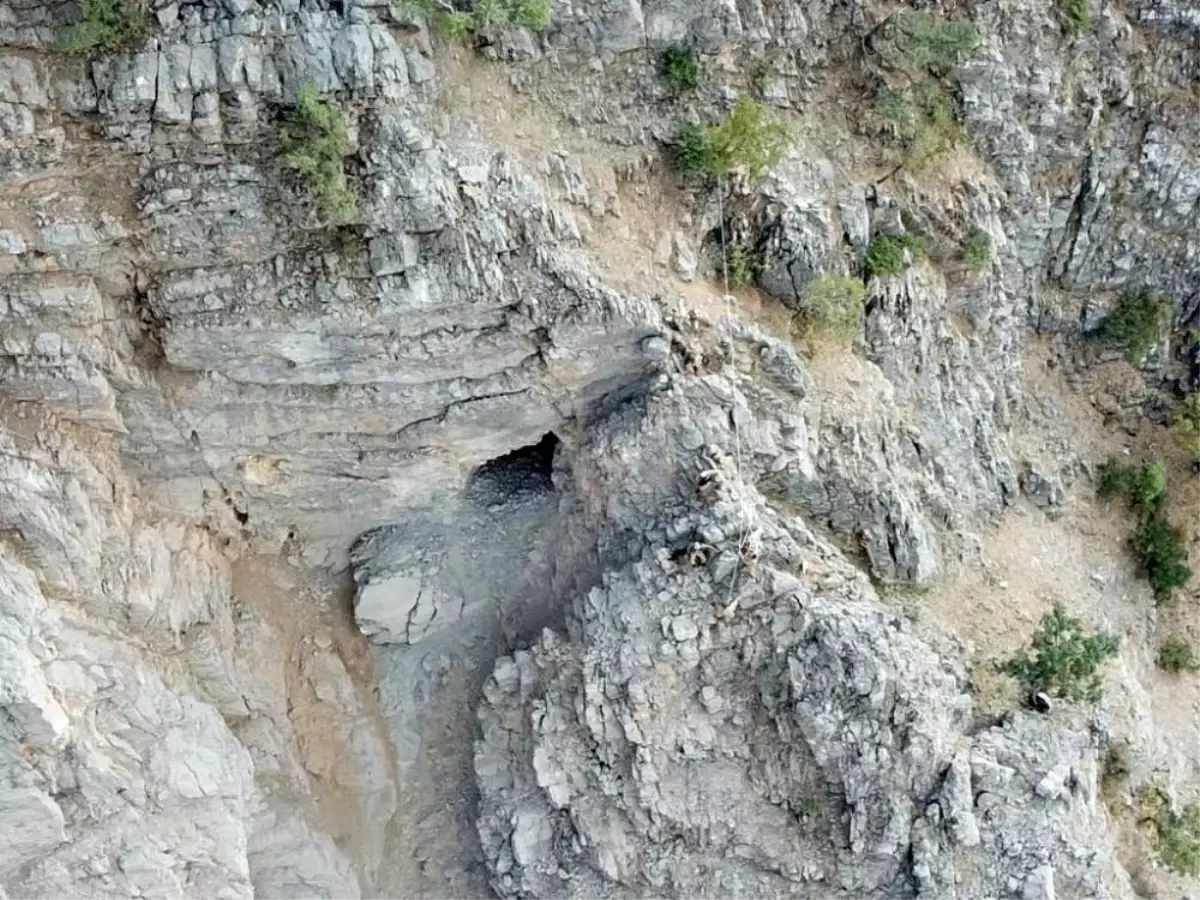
[[960, 229, 992, 269], [1097, 291, 1172, 363], [399, 0, 552, 38], [1000, 603, 1119, 704], [865, 233, 927, 278], [279, 85, 358, 225], [1159, 636, 1200, 673], [879, 82, 963, 172], [800, 274, 867, 341], [1146, 793, 1200, 877], [57, 0, 149, 54], [1172, 392, 1200, 463], [660, 45, 701, 93], [1059, 0, 1092, 33]]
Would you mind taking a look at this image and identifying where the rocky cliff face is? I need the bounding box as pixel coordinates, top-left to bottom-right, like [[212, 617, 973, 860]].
[[1, 0, 1198, 897]]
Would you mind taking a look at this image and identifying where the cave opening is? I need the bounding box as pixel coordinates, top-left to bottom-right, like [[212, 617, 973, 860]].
[[467, 431, 561, 501]]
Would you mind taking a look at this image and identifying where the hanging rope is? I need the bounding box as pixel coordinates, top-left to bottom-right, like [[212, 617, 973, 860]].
[[716, 173, 750, 616]]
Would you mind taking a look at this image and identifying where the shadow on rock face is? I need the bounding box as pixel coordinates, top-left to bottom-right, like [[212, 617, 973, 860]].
[[467, 432, 561, 504]]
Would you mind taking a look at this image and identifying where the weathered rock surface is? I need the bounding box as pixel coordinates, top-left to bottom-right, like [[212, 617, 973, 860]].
[[474, 377, 1122, 898], [1, 0, 1198, 895]]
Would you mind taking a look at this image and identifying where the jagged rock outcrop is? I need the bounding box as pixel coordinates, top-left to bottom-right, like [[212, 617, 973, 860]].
[[2, 0, 1198, 896]]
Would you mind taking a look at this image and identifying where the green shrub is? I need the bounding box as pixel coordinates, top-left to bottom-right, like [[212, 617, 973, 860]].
[[1000, 603, 1119, 704], [672, 122, 715, 175], [57, 0, 149, 54], [961, 229, 992, 269], [672, 100, 791, 181], [885, 10, 979, 76], [879, 82, 963, 171], [1059, 0, 1092, 33], [1099, 460, 1167, 515], [1159, 636, 1200, 673], [802, 274, 867, 340], [706, 98, 791, 180], [1173, 392, 1200, 463], [400, 0, 552, 38], [1132, 517, 1192, 597], [865, 233, 927, 278], [661, 45, 701, 93], [1097, 292, 1172, 362], [279, 85, 358, 225], [1155, 802, 1200, 877], [1100, 459, 1192, 599], [726, 244, 762, 288], [510, 0, 552, 30]]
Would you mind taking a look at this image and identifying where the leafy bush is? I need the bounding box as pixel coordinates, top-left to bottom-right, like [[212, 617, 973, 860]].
[[1155, 802, 1200, 877], [1059, 0, 1092, 33], [726, 244, 762, 288], [885, 9, 979, 76], [1159, 636, 1200, 673], [1000, 604, 1119, 704], [879, 82, 963, 171], [672, 123, 715, 175], [706, 99, 792, 180], [1173, 392, 1200, 463], [1131, 517, 1192, 597], [1100, 459, 1192, 599], [801, 274, 867, 340], [865, 233, 927, 278], [1099, 460, 1166, 514], [961, 229, 992, 269], [1097, 292, 1172, 362], [57, 0, 149, 54], [661, 45, 701, 92], [672, 100, 791, 181], [279, 85, 358, 225]]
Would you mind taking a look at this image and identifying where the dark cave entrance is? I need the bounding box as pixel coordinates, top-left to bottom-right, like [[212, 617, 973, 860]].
[[466, 431, 561, 501]]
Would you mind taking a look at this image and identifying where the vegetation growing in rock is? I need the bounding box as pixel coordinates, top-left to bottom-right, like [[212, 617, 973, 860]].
[[672, 100, 791, 181], [1099, 460, 1192, 599], [707, 99, 792, 180], [879, 83, 963, 171], [57, 0, 150, 54], [1059, 0, 1092, 33], [800, 274, 867, 340], [865, 233, 926, 278], [1173, 392, 1200, 463], [1097, 291, 1172, 362], [1099, 459, 1166, 513], [1158, 636, 1200, 673], [398, 0, 552, 38], [672, 123, 716, 175], [726, 244, 763, 288], [1142, 788, 1200, 877], [884, 9, 979, 76], [1000, 604, 1119, 704], [660, 45, 701, 93], [279, 86, 358, 225], [960, 229, 992, 269]]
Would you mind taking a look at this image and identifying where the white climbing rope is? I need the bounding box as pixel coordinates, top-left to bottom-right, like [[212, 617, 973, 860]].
[[716, 173, 751, 616]]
